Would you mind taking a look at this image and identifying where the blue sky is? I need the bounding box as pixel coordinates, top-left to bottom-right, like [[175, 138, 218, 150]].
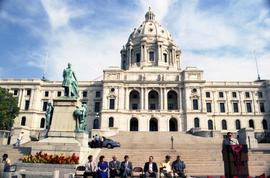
[[0, 0, 270, 81]]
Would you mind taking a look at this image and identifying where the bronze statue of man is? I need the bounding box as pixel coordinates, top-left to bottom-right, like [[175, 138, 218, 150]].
[[62, 63, 79, 98], [45, 102, 53, 130]]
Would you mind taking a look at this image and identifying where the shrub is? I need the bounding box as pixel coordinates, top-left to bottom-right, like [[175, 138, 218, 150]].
[[22, 152, 79, 164]]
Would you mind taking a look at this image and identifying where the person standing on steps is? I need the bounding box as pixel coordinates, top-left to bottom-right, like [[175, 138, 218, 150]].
[[2, 154, 11, 172], [15, 132, 24, 147], [223, 132, 239, 145]]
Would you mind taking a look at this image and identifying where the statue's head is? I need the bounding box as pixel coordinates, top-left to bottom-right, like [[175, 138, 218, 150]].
[[68, 63, 72, 68], [48, 102, 51, 106]]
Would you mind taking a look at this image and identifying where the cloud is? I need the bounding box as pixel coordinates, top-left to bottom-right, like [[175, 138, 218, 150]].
[[182, 52, 270, 81], [38, 1, 134, 80], [41, 0, 91, 30], [138, 0, 174, 22], [1, 0, 269, 81]]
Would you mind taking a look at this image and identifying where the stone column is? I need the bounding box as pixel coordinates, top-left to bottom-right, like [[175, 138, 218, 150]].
[[140, 88, 144, 110], [164, 88, 168, 111], [178, 87, 181, 112], [251, 91, 257, 113], [160, 88, 164, 110], [141, 44, 145, 65], [128, 48, 132, 68], [125, 88, 129, 110], [239, 91, 243, 114], [225, 91, 230, 114], [145, 88, 148, 110], [18, 89, 24, 108]]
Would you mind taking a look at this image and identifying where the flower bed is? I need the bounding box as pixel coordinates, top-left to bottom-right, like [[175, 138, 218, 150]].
[[22, 152, 79, 164]]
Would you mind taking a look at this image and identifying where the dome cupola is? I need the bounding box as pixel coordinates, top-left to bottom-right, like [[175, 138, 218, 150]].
[[145, 7, 155, 21], [120, 8, 181, 71]]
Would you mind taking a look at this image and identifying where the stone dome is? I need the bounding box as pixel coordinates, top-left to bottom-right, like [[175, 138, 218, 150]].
[[121, 8, 181, 71], [127, 8, 174, 45]]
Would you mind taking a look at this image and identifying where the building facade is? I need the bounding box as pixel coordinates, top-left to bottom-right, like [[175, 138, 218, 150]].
[[0, 9, 269, 143]]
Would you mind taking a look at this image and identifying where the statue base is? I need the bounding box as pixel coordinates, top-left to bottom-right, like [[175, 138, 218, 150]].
[[49, 97, 78, 132], [31, 98, 93, 163]]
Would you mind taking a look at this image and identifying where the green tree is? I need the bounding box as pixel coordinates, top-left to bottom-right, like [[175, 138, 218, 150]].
[[0, 87, 20, 130]]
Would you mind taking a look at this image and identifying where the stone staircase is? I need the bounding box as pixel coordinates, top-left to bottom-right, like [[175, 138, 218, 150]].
[[0, 144, 31, 164], [97, 131, 270, 176]]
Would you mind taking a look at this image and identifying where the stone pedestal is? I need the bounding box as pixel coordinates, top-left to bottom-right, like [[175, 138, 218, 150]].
[[49, 98, 78, 132], [31, 98, 91, 163], [238, 128, 258, 149]]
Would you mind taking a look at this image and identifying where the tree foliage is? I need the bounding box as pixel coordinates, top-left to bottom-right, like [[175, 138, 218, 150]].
[[0, 87, 20, 130]]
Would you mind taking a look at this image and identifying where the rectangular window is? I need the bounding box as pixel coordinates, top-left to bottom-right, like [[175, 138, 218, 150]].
[[220, 103, 225, 113], [245, 92, 250, 98], [13, 89, 18, 96], [82, 91, 88, 97], [246, 102, 252, 112], [149, 51, 154, 61], [193, 99, 198, 110], [132, 104, 138, 110], [57, 91, 61, 97], [233, 103, 239, 113], [44, 91, 49, 97], [205, 92, 210, 98], [94, 102, 100, 112], [232, 92, 237, 98], [42, 101, 48, 111], [109, 99, 115, 110], [260, 102, 265, 113], [219, 92, 224, 98], [26, 89, 31, 96], [163, 53, 167, 63], [96, 91, 101, 98], [136, 53, 140, 63], [206, 103, 212, 112], [24, 100, 30, 110], [258, 91, 263, 98]]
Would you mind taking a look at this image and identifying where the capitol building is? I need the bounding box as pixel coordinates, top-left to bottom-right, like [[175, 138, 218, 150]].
[[1, 9, 269, 144]]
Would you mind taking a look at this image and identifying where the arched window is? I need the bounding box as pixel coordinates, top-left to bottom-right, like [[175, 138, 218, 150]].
[[262, 119, 268, 130], [249, 119, 255, 129], [93, 119, 99, 129], [167, 90, 178, 110], [40, 118, 45, 128], [194, 118, 200, 128], [169, 118, 178, 131], [149, 118, 158, 131], [208, 120, 213, 130], [130, 118, 138, 131], [148, 90, 159, 110], [129, 90, 140, 110], [109, 117, 114, 128], [235, 120, 241, 130], [21, 116, 26, 126], [222, 120, 227, 130]]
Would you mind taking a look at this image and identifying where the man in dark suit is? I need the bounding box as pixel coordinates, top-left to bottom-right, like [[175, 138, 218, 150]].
[[120, 155, 133, 178], [109, 155, 121, 178], [144, 156, 158, 178]]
